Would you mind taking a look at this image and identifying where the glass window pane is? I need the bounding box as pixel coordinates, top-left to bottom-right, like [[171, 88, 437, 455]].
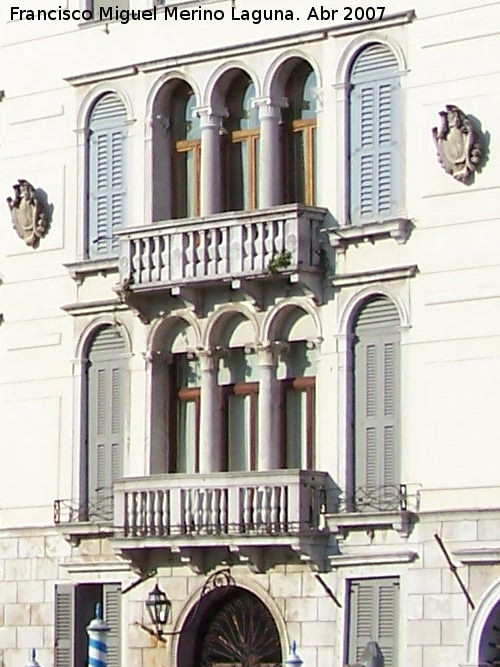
[[285, 389, 307, 468], [228, 394, 250, 471], [177, 399, 197, 473]]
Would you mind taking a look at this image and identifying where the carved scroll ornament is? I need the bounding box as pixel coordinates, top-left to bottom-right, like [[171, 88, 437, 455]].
[[432, 105, 483, 184], [6, 179, 49, 247]]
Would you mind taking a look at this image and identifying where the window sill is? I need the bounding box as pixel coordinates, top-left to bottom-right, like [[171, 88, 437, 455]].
[[64, 257, 119, 284], [329, 549, 418, 568], [325, 510, 413, 538], [327, 218, 412, 250]]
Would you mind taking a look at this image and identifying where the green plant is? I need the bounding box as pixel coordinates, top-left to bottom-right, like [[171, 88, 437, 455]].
[[267, 250, 292, 275]]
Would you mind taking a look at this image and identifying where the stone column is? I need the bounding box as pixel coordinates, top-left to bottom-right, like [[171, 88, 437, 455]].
[[196, 106, 225, 216], [198, 349, 221, 473], [257, 344, 281, 470], [254, 98, 284, 208]]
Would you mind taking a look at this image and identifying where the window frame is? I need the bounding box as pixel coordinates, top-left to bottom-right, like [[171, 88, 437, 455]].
[[220, 381, 259, 472]]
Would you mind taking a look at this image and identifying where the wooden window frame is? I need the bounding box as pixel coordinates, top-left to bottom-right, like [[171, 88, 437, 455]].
[[230, 128, 260, 211], [175, 137, 201, 217], [286, 117, 316, 206], [220, 381, 259, 471], [167, 362, 201, 474], [280, 376, 316, 469]]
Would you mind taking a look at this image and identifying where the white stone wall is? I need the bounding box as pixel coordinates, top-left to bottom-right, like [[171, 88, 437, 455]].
[[1, 1, 500, 666]]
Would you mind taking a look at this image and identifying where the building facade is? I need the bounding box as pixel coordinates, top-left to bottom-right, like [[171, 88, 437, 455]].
[[0, 1, 499, 666]]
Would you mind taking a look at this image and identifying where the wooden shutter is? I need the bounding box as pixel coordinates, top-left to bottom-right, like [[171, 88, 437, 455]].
[[88, 93, 127, 258], [353, 297, 400, 498], [103, 584, 122, 667], [87, 326, 126, 521], [349, 44, 399, 224], [347, 578, 399, 667], [55, 585, 75, 667]]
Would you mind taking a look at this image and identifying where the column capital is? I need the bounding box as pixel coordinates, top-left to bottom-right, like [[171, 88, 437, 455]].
[[252, 96, 287, 120], [196, 347, 225, 372], [142, 350, 172, 365], [194, 105, 228, 128], [257, 341, 288, 366]]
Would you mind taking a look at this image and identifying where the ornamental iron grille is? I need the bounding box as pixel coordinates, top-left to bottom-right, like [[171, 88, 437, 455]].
[[193, 588, 282, 667]]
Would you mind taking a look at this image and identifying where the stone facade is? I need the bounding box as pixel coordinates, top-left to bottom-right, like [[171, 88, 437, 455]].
[[1, 1, 500, 666]]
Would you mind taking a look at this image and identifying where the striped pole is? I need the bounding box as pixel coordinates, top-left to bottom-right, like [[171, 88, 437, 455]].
[[25, 649, 42, 667], [86, 603, 110, 667]]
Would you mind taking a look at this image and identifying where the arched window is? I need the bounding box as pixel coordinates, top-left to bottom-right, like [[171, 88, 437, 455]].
[[219, 348, 259, 471], [87, 93, 127, 258], [351, 296, 400, 509], [277, 341, 316, 469], [283, 62, 317, 205], [85, 325, 126, 520], [223, 73, 260, 212], [152, 81, 200, 221], [349, 43, 401, 224], [167, 353, 201, 473], [171, 85, 201, 218]]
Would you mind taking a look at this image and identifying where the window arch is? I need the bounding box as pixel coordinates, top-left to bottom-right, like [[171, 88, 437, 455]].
[[152, 80, 200, 221], [283, 62, 317, 206], [85, 325, 127, 520], [87, 93, 128, 258], [222, 72, 260, 212], [349, 43, 401, 224], [350, 295, 401, 509]]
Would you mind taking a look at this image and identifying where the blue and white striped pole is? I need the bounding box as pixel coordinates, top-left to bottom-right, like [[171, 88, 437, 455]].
[[25, 649, 42, 667], [284, 641, 303, 666], [86, 603, 110, 667]]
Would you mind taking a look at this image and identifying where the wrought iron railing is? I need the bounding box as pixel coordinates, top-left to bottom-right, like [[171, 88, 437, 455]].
[[53, 493, 114, 524], [338, 484, 409, 513]]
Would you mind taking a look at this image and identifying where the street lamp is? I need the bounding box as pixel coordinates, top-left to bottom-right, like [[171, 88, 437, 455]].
[[145, 583, 171, 639]]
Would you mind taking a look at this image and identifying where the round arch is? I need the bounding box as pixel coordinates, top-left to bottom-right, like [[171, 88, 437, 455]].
[[171, 577, 287, 667], [148, 310, 203, 354], [146, 70, 202, 121], [335, 33, 407, 85], [338, 285, 410, 336], [467, 578, 500, 664], [75, 316, 132, 361], [203, 304, 259, 350], [77, 86, 133, 130], [264, 50, 322, 100], [261, 297, 322, 344], [204, 60, 261, 108]]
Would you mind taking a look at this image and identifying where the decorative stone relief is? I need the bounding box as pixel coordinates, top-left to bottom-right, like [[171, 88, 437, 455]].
[[432, 105, 483, 184], [6, 179, 49, 247]]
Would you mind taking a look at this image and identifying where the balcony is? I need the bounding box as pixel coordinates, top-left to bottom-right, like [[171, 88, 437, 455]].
[[53, 494, 114, 546], [111, 469, 332, 572], [116, 204, 326, 307]]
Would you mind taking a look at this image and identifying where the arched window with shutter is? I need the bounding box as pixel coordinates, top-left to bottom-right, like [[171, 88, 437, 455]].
[[87, 93, 127, 258], [85, 325, 127, 521], [351, 296, 400, 509], [349, 44, 401, 224]]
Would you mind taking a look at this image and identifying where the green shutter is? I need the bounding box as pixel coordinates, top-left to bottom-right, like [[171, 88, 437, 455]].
[[55, 585, 74, 667], [87, 326, 126, 521], [88, 93, 127, 258], [350, 44, 400, 224], [347, 578, 399, 667], [353, 297, 400, 501], [103, 584, 121, 667]]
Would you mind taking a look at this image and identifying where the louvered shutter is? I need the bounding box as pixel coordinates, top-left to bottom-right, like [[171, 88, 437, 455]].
[[103, 584, 121, 667], [347, 578, 399, 667], [55, 585, 74, 667], [87, 326, 126, 521], [353, 297, 400, 502], [349, 44, 400, 224], [88, 93, 127, 258]]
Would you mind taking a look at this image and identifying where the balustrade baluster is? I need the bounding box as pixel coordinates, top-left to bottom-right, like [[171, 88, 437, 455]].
[[163, 233, 171, 282], [161, 490, 169, 535], [201, 489, 210, 534], [124, 492, 130, 536], [152, 236, 160, 282], [221, 227, 230, 274], [183, 489, 192, 535], [198, 229, 207, 277], [270, 486, 280, 532], [260, 486, 270, 533], [243, 487, 253, 532], [219, 489, 228, 534], [132, 239, 142, 285], [145, 491, 153, 535], [152, 490, 161, 536]]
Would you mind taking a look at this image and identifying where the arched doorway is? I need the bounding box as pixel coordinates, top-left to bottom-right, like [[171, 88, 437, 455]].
[[479, 598, 500, 665], [177, 586, 282, 667]]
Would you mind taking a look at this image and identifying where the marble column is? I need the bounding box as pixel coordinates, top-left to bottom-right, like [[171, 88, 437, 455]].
[[254, 98, 283, 208], [198, 349, 220, 473], [257, 344, 280, 470], [196, 106, 225, 216]]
